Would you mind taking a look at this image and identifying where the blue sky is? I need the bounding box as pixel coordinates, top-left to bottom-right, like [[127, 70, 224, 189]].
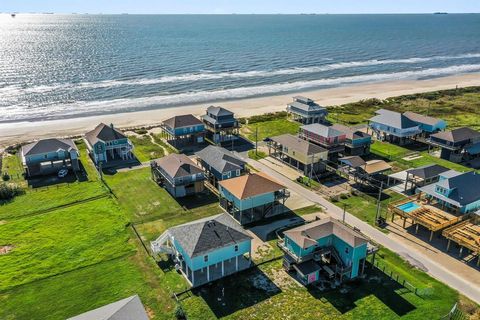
[[1, 0, 479, 14]]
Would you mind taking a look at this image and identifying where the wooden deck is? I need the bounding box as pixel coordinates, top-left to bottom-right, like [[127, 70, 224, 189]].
[[442, 217, 480, 255]]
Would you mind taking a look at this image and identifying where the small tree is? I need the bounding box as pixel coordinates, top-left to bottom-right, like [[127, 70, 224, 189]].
[[0, 183, 23, 201], [2, 172, 10, 181], [174, 304, 187, 320]]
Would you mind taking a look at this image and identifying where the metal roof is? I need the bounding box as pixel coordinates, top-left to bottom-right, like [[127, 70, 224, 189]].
[[22, 138, 78, 156], [420, 171, 480, 206], [301, 123, 344, 138], [67, 295, 149, 320], [206, 105, 234, 117], [369, 109, 419, 129], [196, 145, 245, 174]]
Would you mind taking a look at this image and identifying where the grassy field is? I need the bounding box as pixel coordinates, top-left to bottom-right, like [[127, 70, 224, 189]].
[[327, 87, 480, 131], [178, 247, 463, 320], [1, 153, 26, 187], [241, 118, 300, 142], [129, 134, 165, 162]]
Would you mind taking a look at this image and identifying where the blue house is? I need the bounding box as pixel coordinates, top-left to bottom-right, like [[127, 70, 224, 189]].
[[403, 111, 446, 136], [150, 213, 252, 287], [219, 172, 290, 225], [151, 153, 205, 198], [419, 170, 480, 214], [21, 138, 80, 177], [369, 109, 422, 145], [427, 127, 480, 163], [331, 124, 372, 156], [195, 145, 246, 187], [279, 217, 370, 285], [287, 96, 328, 124], [85, 123, 134, 166], [161, 114, 205, 147], [201, 106, 240, 144]]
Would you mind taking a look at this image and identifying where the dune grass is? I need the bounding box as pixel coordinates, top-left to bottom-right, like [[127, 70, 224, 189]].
[[129, 134, 165, 162], [241, 118, 300, 142]]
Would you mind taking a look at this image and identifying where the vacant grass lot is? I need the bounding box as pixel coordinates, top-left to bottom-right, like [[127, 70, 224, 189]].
[[75, 140, 100, 181], [0, 198, 132, 291], [1, 153, 26, 187], [129, 134, 165, 162], [241, 118, 300, 142]]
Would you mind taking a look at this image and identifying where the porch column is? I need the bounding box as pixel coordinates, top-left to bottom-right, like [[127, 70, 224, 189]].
[[222, 260, 225, 276], [207, 266, 210, 282], [186, 265, 189, 278], [459, 246, 463, 257], [192, 268, 195, 286], [446, 239, 451, 252], [236, 255, 239, 271], [429, 230, 434, 242], [403, 217, 407, 228], [415, 224, 419, 234], [361, 258, 366, 275]]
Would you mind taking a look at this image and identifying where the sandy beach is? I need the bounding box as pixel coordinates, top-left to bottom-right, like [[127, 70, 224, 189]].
[[1, 73, 479, 148]]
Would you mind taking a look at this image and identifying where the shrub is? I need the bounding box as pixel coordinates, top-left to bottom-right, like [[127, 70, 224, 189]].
[[134, 128, 148, 135], [2, 172, 10, 181], [0, 183, 24, 201], [174, 304, 186, 320]]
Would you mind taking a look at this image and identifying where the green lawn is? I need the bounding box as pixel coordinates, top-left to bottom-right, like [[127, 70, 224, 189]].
[[1, 153, 26, 187], [240, 118, 300, 142], [129, 134, 165, 162], [370, 141, 410, 160], [247, 150, 267, 160], [151, 133, 179, 154], [0, 181, 108, 220], [332, 190, 405, 227], [0, 198, 132, 291], [103, 167, 183, 223], [75, 139, 100, 181]]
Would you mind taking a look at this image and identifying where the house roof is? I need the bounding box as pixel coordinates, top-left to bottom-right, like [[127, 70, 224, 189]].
[[169, 213, 252, 258], [301, 123, 344, 138], [407, 164, 450, 180], [206, 105, 234, 117], [85, 123, 127, 145], [420, 171, 480, 207], [288, 101, 326, 113], [22, 138, 78, 156], [162, 114, 203, 129], [218, 172, 286, 200], [284, 217, 368, 249], [67, 295, 149, 320], [153, 154, 203, 178], [339, 156, 366, 168], [362, 160, 392, 175], [196, 145, 245, 174], [331, 124, 371, 140], [369, 109, 418, 129], [403, 111, 443, 126], [270, 134, 327, 156], [430, 127, 480, 143]]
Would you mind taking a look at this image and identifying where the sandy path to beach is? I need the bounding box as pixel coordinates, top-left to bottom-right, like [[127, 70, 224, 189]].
[[1, 73, 479, 148]]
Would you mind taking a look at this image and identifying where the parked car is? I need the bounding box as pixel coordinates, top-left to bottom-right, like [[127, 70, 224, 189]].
[[57, 168, 69, 178]]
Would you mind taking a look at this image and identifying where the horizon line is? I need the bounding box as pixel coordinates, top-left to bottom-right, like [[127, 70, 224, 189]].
[[3, 12, 480, 15]]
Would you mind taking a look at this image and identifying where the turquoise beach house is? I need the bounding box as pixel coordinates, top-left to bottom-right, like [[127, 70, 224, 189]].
[[150, 213, 252, 287], [279, 217, 370, 285], [161, 114, 205, 147], [218, 172, 290, 225], [85, 123, 134, 166]]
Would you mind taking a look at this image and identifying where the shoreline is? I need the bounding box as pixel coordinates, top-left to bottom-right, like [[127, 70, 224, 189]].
[[1, 73, 480, 148]]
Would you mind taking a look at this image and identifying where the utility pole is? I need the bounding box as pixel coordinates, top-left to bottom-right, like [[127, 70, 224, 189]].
[[309, 153, 314, 186], [343, 203, 348, 223], [375, 181, 384, 224]]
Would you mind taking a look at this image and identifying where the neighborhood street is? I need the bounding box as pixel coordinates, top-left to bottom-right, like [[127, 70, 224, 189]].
[[242, 155, 480, 304]]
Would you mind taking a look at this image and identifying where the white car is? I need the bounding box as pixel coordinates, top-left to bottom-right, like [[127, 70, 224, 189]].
[[57, 169, 69, 178]]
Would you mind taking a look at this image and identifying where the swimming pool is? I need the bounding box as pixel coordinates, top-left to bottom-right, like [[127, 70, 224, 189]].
[[397, 201, 421, 213]]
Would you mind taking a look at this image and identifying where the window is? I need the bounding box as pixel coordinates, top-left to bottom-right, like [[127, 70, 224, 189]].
[[236, 169, 241, 176], [204, 255, 208, 262], [345, 247, 349, 254], [234, 245, 239, 252]]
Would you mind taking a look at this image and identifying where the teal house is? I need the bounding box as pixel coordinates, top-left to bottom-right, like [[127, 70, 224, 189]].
[[161, 114, 205, 147], [150, 213, 252, 287], [85, 123, 134, 166], [218, 172, 290, 225], [280, 217, 370, 285]]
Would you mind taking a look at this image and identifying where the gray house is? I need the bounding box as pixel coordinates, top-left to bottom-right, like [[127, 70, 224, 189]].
[[151, 153, 206, 198], [201, 106, 240, 144], [85, 123, 134, 166], [67, 295, 148, 320], [287, 96, 328, 124], [196, 145, 246, 187], [21, 138, 80, 177]]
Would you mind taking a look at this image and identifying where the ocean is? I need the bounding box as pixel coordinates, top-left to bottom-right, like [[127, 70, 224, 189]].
[[1, 14, 480, 122]]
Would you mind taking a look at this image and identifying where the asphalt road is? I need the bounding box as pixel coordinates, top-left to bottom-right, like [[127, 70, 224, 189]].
[[243, 156, 480, 304]]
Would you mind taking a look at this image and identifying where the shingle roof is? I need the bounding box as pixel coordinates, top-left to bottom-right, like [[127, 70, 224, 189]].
[[284, 217, 368, 249], [407, 164, 450, 179], [403, 111, 443, 126], [22, 138, 78, 156], [196, 146, 245, 174], [85, 123, 127, 145], [288, 101, 326, 113], [301, 123, 344, 138], [331, 124, 371, 140], [270, 134, 327, 156], [430, 127, 480, 143], [153, 154, 203, 178], [435, 171, 480, 206], [369, 109, 418, 129], [339, 156, 366, 168], [162, 114, 203, 129], [169, 213, 252, 258], [206, 105, 234, 117], [67, 295, 149, 320], [219, 172, 286, 200]]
